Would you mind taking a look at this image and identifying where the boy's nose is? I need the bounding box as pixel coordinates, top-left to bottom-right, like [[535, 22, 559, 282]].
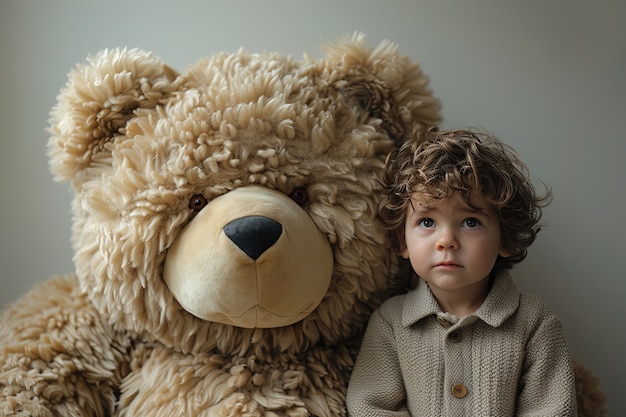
[[436, 229, 459, 250]]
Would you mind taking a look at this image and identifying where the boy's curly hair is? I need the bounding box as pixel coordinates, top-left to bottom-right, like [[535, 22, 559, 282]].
[[380, 123, 551, 271]]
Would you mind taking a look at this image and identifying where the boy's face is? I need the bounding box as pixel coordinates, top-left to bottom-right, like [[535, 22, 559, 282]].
[[400, 191, 509, 297]]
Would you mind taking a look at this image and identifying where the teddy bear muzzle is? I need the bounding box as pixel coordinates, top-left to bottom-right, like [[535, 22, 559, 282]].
[[163, 186, 334, 329]]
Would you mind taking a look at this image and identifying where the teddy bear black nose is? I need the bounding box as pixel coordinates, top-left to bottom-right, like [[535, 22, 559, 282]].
[[223, 216, 283, 260]]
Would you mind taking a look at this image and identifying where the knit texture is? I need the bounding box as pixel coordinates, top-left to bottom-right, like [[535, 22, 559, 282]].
[[346, 271, 577, 416]]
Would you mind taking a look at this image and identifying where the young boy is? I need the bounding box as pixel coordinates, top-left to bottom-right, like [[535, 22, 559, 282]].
[[346, 125, 577, 416]]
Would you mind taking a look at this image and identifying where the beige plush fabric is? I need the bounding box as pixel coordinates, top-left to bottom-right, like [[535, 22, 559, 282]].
[[0, 34, 440, 416]]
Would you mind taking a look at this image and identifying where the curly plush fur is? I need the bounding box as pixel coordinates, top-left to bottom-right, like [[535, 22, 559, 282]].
[[0, 33, 606, 416]]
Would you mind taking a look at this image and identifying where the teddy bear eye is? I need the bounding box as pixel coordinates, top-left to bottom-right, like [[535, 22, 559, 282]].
[[289, 187, 309, 206], [189, 194, 208, 212]]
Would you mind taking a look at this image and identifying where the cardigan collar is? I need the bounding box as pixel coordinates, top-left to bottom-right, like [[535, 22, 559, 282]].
[[401, 269, 521, 328]]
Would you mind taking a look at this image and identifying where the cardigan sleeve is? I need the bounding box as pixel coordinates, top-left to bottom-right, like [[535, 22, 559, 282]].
[[346, 309, 411, 417], [516, 314, 578, 416]]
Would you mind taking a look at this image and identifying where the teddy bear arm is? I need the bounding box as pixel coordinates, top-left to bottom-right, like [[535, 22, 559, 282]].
[[0, 274, 132, 416]]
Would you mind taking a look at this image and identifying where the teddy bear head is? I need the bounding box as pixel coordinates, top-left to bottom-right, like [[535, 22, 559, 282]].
[[48, 33, 440, 354]]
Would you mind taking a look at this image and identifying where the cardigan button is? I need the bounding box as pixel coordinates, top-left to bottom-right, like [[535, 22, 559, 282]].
[[452, 383, 468, 398], [448, 330, 462, 343]]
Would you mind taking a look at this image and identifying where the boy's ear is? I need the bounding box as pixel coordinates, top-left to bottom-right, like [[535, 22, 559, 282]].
[[396, 227, 409, 259], [499, 246, 511, 258]]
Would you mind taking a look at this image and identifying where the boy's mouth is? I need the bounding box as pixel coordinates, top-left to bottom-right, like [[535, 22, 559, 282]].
[[435, 261, 462, 268]]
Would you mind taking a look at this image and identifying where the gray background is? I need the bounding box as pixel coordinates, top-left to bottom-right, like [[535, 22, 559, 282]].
[[1, 0, 624, 414]]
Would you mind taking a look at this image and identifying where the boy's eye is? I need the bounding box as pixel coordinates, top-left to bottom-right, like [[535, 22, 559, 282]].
[[418, 218, 435, 228], [464, 218, 481, 228]]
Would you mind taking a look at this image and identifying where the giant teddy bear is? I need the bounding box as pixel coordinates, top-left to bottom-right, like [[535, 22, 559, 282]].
[[0, 33, 606, 416]]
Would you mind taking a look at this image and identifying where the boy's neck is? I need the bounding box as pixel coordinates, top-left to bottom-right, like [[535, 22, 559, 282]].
[[425, 277, 490, 319]]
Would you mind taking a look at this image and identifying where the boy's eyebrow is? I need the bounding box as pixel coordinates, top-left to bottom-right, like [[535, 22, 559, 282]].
[[459, 204, 499, 220], [461, 206, 493, 217]]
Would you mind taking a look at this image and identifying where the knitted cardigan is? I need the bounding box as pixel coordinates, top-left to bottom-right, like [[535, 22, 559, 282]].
[[346, 270, 577, 416]]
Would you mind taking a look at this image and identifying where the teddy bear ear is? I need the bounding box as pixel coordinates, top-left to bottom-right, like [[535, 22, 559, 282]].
[[47, 48, 180, 183], [321, 32, 442, 144]]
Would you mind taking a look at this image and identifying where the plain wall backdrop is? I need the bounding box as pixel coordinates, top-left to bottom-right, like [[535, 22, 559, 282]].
[[1, 0, 624, 414]]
